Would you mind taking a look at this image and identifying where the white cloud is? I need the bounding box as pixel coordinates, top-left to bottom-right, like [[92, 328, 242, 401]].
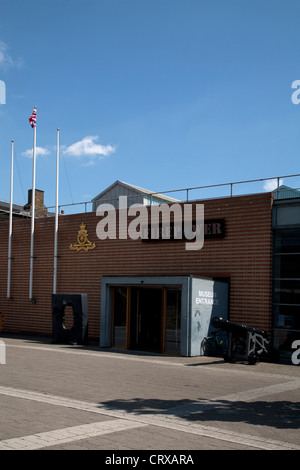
[[22, 146, 50, 158], [0, 40, 23, 69], [63, 135, 115, 165], [263, 178, 283, 192]]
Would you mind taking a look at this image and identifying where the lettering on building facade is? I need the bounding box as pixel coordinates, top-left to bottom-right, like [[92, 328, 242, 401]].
[[142, 219, 225, 242]]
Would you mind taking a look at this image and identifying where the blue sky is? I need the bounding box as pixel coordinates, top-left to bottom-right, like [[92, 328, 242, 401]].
[[1, 0, 300, 212]]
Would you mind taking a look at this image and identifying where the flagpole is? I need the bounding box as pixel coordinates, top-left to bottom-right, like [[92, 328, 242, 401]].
[[29, 108, 37, 301], [53, 128, 59, 294], [7, 139, 14, 299]]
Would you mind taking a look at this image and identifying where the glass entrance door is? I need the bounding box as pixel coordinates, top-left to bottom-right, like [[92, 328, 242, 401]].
[[165, 288, 181, 354], [111, 285, 182, 354], [130, 287, 163, 352], [111, 286, 128, 348]]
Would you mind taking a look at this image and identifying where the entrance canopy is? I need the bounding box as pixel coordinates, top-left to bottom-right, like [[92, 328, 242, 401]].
[[100, 275, 229, 356]]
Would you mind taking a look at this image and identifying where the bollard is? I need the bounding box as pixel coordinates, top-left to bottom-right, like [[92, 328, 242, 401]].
[[0, 340, 6, 364]]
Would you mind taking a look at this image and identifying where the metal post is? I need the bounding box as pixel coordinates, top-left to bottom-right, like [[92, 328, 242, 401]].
[[29, 124, 37, 300], [7, 140, 14, 298], [53, 128, 59, 294]]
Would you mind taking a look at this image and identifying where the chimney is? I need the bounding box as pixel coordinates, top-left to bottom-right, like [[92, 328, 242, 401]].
[[23, 189, 47, 218]]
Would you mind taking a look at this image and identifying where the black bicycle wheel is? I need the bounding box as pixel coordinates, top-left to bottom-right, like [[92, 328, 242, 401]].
[[202, 338, 217, 356], [248, 353, 259, 365]]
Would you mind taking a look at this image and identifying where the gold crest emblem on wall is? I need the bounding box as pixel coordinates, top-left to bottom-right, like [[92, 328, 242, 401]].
[[70, 223, 96, 252]]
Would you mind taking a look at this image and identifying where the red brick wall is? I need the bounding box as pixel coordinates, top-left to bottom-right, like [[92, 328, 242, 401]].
[[0, 192, 274, 339]]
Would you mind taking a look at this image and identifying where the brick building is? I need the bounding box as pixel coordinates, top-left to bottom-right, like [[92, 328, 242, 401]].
[[0, 188, 278, 356]]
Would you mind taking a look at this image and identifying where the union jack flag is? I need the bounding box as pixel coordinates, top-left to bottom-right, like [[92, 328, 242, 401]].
[[29, 107, 37, 128]]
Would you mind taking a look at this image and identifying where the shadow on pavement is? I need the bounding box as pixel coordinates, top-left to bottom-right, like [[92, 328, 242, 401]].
[[100, 397, 300, 429]]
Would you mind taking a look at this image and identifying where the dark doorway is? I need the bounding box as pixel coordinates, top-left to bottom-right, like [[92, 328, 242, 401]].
[[130, 287, 162, 352]]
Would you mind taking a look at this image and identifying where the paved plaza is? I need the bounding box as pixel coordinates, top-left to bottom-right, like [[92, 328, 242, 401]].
[[0, 334, 299, 452]]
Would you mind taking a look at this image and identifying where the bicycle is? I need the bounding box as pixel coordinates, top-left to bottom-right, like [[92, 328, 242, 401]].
[[201, 330, 228, 357]]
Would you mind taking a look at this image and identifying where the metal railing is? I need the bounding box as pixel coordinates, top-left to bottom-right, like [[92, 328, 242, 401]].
[[45, 173, 300, 215]]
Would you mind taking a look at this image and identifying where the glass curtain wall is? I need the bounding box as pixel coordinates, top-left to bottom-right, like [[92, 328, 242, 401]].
[[273, 229, 300, 361]]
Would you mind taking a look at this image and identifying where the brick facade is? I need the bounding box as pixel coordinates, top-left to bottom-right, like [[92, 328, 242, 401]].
[[0, 192, 274, 341]]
